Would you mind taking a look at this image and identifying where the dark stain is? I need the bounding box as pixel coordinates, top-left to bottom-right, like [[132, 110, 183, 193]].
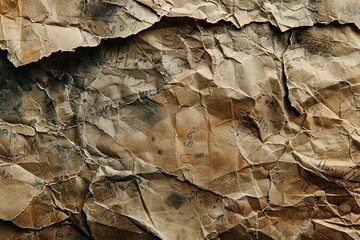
[[166, 192, 186, 209], [291, 29, 332, 56], [47, 71, 72, 92], [120, 98, 165, 127], [30, 47, 104, 126], [79, 0, 119, 36], [0, 83, 22, 116], [268, 23, 290, 45], [0, 51, 35, 118], [137, 99, 162, 125], [81, 0, 117, 21], [38, 46, 102, 87]]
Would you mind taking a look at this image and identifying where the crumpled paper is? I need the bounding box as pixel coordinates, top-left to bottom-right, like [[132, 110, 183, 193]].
[[1, 0, 360, 67], [0, 1, 360, 239]]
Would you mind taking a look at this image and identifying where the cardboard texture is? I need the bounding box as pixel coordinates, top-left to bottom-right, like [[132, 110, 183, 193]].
[[0, 0, 360, 239]]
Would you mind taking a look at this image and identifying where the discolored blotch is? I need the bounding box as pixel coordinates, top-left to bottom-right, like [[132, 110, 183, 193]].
[[79, 0, 118, 36], [47, 72, 72, 92], [120, 98, 166, 128], [166, 192, 186, 209], [39, 47, 103, 94], [91, 2, 116, 20], [81, 0, 117, 21], [141, 103, 162, 125], [291, 29, 332, 56], [0, 84, 22, 116], [0, 51, 34, 117]]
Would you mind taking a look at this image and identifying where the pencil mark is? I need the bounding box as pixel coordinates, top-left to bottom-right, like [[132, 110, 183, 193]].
[[184, 131, 195, 147], [291, 30, 332, 57], [0, 170, 12, 180], [316, 160, 358, 180], [254, 116, 269, 132], [100, 210, 120, 225]]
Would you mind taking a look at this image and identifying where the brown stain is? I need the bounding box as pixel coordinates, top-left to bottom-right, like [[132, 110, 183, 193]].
[[165, 192, 186, 209], [210, 152, 225, 175], [120, 98, 166, 129], [0, 1, 18, 15], [179, 182, 190, 192]]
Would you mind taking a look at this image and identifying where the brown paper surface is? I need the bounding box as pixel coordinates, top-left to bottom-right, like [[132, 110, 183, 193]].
[[0, 1, 360, 239]]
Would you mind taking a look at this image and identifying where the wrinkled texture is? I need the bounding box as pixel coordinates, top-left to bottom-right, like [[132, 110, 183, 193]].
[[0, 1, 360, 240], [1, 0, 360, 66]]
